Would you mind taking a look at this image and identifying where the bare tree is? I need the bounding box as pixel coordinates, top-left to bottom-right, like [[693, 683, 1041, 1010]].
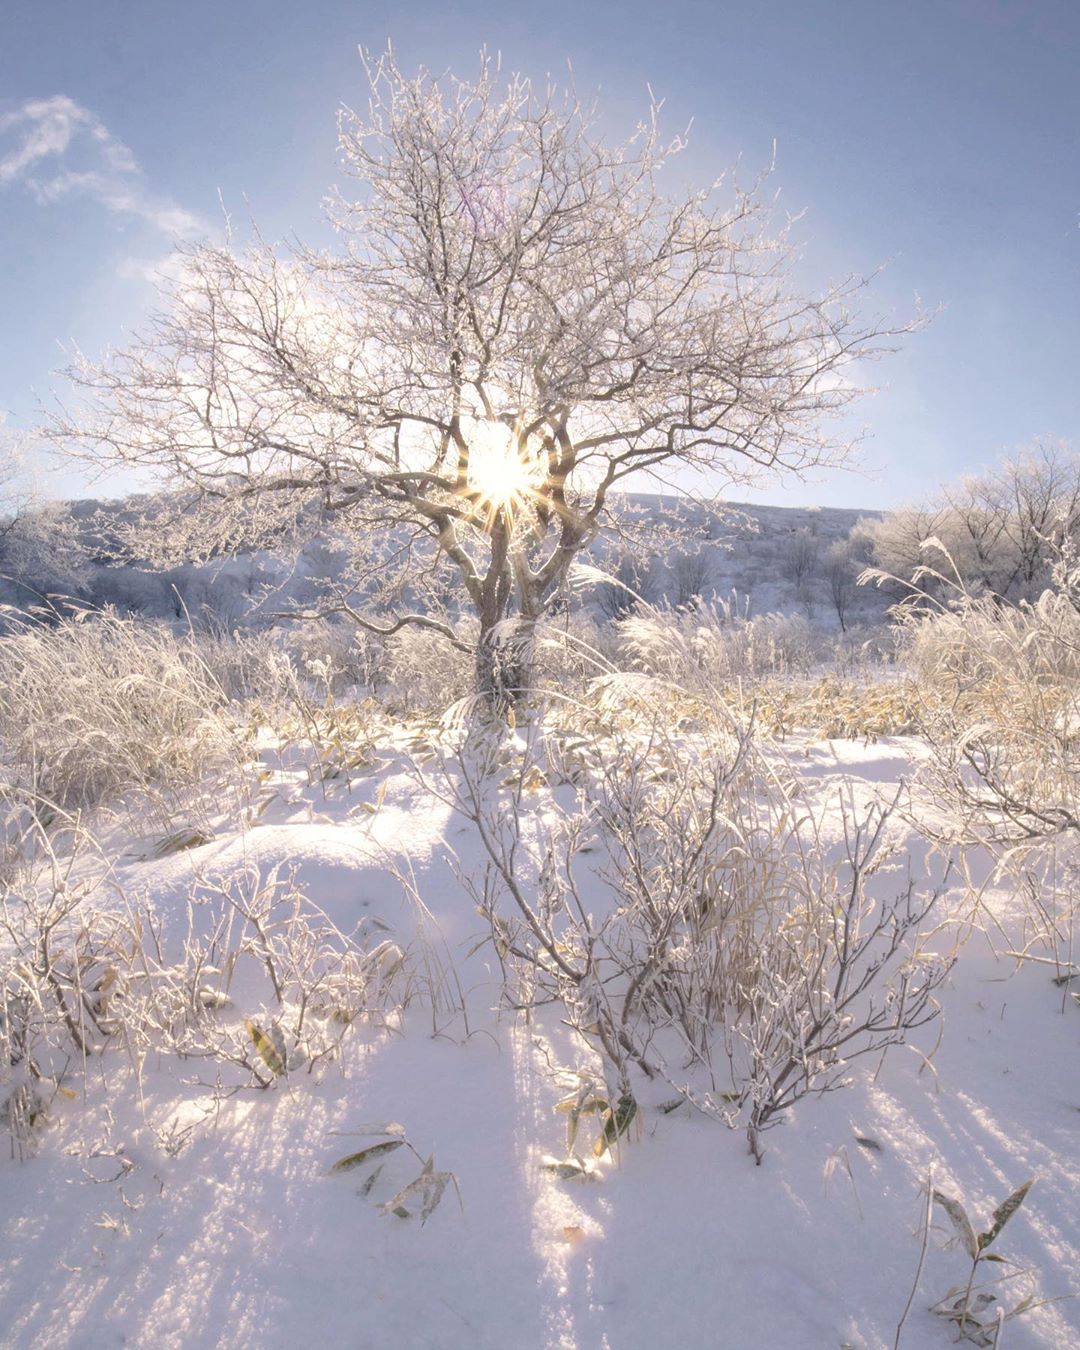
[[50, 49, 909, 698], [781, 525, 821, 619], [668, 546, 715, 609], [862, 441, 1080, 605], [823, 539, 857, 630], [781, 527, 820, 590], [594, 553, 659, 621]]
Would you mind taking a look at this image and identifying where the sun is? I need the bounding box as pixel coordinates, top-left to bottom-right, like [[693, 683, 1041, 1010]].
[[463, 418, 545, 520]]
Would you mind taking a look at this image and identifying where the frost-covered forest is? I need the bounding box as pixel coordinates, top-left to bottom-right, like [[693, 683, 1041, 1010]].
[[3, 37, 1079, 1350]]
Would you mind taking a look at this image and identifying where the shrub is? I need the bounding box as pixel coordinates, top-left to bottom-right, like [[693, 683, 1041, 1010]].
[[0, 829, 414, 1158], [885, 542, 1080, 977], [0, 609, 251, 825], [380, 619, 479, 715], [444, 616, 949, 1164]]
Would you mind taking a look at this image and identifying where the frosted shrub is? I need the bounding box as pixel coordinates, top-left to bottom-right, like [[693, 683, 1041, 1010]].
[[190, 627, 297, 703], [448, 673, 948, 1163], [0, 610, 251, 825], [616, 602, 818, 683], [381, 619, 478, 715], [117, 864, 409, 1083], [532, 611, 619, 699], [0, 823, 123, 1158], [893, 550, 1080, 977], [282, 617, 383, 697], [0, 833, 414, 1158]]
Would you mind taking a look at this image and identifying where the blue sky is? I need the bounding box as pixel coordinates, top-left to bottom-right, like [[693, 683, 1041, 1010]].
[[2, 0, 1078, 509]]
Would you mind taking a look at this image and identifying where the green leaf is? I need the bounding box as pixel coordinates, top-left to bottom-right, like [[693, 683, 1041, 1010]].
[[328, 1139, 404, 1174], [593, 1093, 637, 1158], [245, 1019, 287, 1076]]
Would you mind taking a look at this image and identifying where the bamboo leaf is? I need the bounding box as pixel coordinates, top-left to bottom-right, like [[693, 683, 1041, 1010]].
[[245, 1019, 286, 1076], [328, 1139, 404, 1174], [541, 1155, 590, 1180], [933, 1189, 979, 1259], [359, 1163, 385, 1197], [593, 1093, 637, 1158], [347, 1121, 406, 1138], [151, 828, 213, 857], [419, 1171, 451, 1222], [978, 1178, 1034, 1250]]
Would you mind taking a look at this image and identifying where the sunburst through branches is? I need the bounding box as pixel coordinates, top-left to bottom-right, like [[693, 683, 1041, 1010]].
[[461, 418, 547, 529]]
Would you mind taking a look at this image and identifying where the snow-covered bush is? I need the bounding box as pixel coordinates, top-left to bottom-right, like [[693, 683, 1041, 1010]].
[[0, 501, 88, 614], [0, 610, 251, 825], [616, 601, 819, 682], [0, 835, 414, 1158], [281, 616, 383, 697], [190, 627, 296, 703], [531, 611, 620, 700], [381, 620, 478, 715], [862, 440, 1080, 605], [116, 863, 408, 1080], [447, 638, 949, 1163], [892, 547, 1080, 976]]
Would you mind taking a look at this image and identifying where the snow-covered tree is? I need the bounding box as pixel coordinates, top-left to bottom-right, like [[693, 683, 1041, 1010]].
[[0, 429, 86, 612], [862, 441, 1080, 603], [50, 48, 908, 696]]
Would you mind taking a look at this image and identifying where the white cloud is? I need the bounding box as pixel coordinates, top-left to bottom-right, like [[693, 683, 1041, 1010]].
[[0, 94, 206, 239], [115, 249, 193, 285]]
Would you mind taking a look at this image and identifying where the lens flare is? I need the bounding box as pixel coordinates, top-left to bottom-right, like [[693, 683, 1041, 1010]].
[[463, 419, 544, 520]]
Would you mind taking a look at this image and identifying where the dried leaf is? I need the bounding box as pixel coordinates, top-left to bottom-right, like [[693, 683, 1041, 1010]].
[[656, 1097, 688, 1114], [541, 1155, 590, 1180], [359, 1163, 385, 1198], [933, 1190, 979, 1259], [328, 1139, 404, 1174], [375, 1155, 455, 1224], [978, 1178, 1034, 1250], [347, 1121, 407, 1138], [151, 828, 213, 857], [419, 1170, 451, 1222]]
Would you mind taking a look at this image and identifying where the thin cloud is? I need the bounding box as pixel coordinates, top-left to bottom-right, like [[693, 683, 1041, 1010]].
[[0, 94, 206, 238]]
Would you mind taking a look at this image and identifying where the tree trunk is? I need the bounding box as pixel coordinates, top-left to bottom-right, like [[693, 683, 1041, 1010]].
[[474, 542, 542, 710], [475, 611, 535, 711]]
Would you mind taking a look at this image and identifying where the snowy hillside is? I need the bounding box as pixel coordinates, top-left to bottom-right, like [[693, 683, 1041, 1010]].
[[57, 492, 889, 633]]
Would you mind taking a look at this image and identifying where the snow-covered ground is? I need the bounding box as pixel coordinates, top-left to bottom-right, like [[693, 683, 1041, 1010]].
[[1, 725, 1078, 1350]]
